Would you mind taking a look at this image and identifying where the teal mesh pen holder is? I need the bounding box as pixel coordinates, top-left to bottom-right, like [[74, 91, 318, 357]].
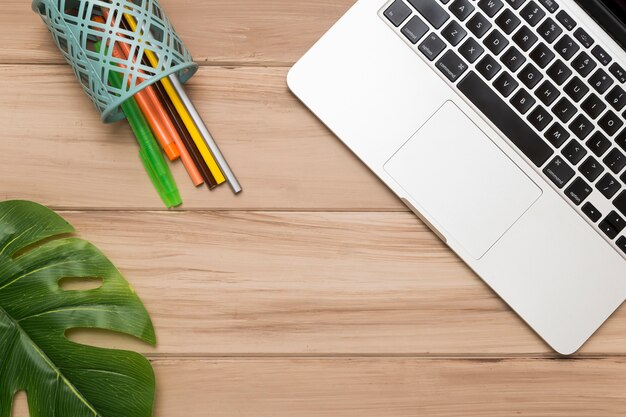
[[32, 0, 198, 123]]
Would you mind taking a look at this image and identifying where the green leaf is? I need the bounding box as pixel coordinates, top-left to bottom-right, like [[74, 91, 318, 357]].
[[0, 201, 156, 417]]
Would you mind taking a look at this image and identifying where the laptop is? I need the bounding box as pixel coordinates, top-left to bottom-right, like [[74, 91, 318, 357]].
[[288, 0, 626, 354]]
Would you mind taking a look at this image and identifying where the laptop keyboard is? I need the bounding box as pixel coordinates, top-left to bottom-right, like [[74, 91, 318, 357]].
[[382, 0, 626, 257]]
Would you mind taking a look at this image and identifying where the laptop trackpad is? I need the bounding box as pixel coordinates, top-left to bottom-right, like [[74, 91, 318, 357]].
[[384, 101, 542, 259]]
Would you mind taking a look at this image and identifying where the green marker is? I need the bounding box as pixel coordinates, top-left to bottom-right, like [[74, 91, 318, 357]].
[[94, 41, 182, 208]]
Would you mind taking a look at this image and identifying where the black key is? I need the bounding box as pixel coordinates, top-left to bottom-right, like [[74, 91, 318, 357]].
[[538, 0, 559, 12], [494, 71, 519, 96], [501, 46, 526, 71], [556, 10, 576, 31], [459, 37, 485, 62], [476, 54, 502, 79], [607, 86, 626, 112], [545, 122, 569, 147], [552, 97, 577, 123], [511, 88, 536, 114], [530, 43, 555, 68], [609, 63, 626, 84], [436, 50, 469, 81], [599, 219, 620, 239], [537, 18, 562, 43], [605, 148, 626, 174], [402, 16, 430, 44], [598, 110, 624, 136], [484, 29, 509, 54], [562, 139, 587, 164], [606, 211, 626, 233], [385, 0, 412, 27], [449, 0, 475, 20], [408, 0, 451, 28], [441, 0, 453, 4], [520, 1, 546, 26], [466, 12, 492, 38], [555, 35, 579, 60], [573, 28, 594, 48], [581, 94, 606, 119], [535, 80, 560, 106], [528, 105, 553, 130], [518, 63, 543, 88], [597, 173, 621, 199], [589, 69, 614, 94], [506, 0, 528, 10], [478, 0, 504, 17], [496, 9, 521, 34], [579, 156, 604, 181], [569, 114, 594, 139], [543, 155, 574, 188], [615, 191, 626, 218], [618, 236, 626, 254], [458, 71, 554, 166], [587, 131, 612, 156], [622, 170, 626, 184], [618, 130, 626, 152], [564, 77, 589, 102], [591, 45, 612, 66], [566, 177, 592, 205], [571, 52, 597, 77], [512, 26, 538, 51], [546, 60, 572, 85], [583, 202, 602, 222], [419, 33, 447, 61], [442, 20, 468, 46]]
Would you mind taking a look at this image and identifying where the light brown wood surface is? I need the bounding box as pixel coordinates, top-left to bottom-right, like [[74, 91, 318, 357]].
[[3, 0, 626, 416]]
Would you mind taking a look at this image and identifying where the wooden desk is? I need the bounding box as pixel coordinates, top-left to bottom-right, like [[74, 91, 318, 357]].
[[3, 0, 626, 415]]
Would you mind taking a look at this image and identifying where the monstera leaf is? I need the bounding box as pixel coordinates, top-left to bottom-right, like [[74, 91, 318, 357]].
[[0, 201, 155, 417]]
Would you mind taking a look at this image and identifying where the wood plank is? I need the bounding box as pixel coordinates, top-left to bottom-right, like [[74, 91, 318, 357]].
[[54, 211, 626, 355], [3, 0, 352, 65], [0, 65, 401, 210], [12, 358, 626, 417]]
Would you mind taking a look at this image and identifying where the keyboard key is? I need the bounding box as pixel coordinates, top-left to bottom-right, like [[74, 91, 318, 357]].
[[501, 46, 526, 71], [607, 86, 626, 112], [494, 71, 519, 96], [582, 202, 602, 222], [606, 211, 626, 234], [556, 10, 576, 31], [530, 43, 555, 68], [528, 105, 553, 130], [506, 0, 528, 10], [581, 94, 606, 119], [546, 60, 572, 85], [545, 122, 569, 147], [512, 26, 538, 51], [408, 0, 451, 28], [496, 9, 521, 34], [476, 54, 502, 79], [442, 20, 468, 45], [555, 35, 579, 60], [579, 156, 604, 181], [591, 45, 612, 66], [459, 37, 485, 62], [520, 1, 546, 26], [484, 29, 509, 54], [458, 71, 554, 166], [587, 131, 611, 156], [385, 0, 412, 27], [402, 16, 430, 44], [589, 69, 614, 94], [617, 236, 626, 254], [615, 191, 626, 218], [605, 147, 626, 174], [597, 173, 621, 199], [537, 18, 562, 43], [562, 139, 587, 164], [535, 80, 560, 106], [598, 110, 623, 136], [618, 130, 626, 152], [573, 28, 594, 48], [569, 114, 594, 139], [622, 170, 626, 184], [552, 97, 577, 122], [466, 12, 492, 38], [538, 0, 559, 12], [566, 177, 592, 205], [518, 63, 543, 88], [419, 33, 447, 61], [478, 0, 504, 16], [544, 155, 574, 188], [599, 219, 620, 239], [436, 50, 469, 81], [609, 63, 626, 83], [511, 88, 536, 114], [449, 0, 475, 20], [564, 77, 589, 102], [441, 0, 453, 5], [571, 52, 597, 77]]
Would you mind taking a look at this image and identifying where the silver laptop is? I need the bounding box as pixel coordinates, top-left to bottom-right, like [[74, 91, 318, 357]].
[[289, 0, 626, 354]]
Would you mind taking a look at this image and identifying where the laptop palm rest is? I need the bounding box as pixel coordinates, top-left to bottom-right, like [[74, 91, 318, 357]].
[[384, 101, 542, 259]]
